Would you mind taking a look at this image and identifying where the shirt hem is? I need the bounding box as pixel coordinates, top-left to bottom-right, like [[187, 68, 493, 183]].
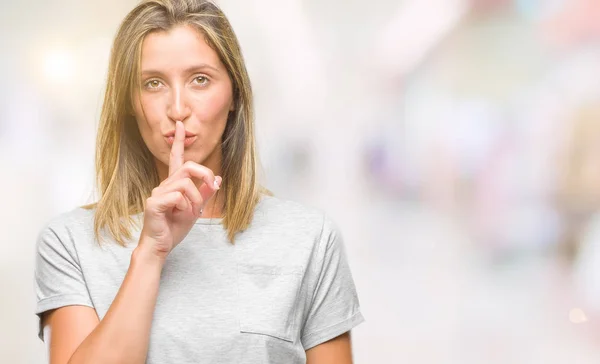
[[36, 295, 95, 341], [301, 311, 365, 350]]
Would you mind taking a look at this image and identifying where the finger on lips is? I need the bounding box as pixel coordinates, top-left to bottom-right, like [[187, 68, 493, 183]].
[[168, 120, 185, 177], [164, 120, 222, 214]]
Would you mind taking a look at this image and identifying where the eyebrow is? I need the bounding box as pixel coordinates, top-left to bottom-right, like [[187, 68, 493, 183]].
[[141, 64, 220, 77]]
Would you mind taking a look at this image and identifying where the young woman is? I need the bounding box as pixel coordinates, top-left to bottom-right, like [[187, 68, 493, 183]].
[[34, 1, 365, 363]]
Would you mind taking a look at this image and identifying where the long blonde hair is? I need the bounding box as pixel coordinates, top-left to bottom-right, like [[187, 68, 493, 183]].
[[84, 0, 268, 245]]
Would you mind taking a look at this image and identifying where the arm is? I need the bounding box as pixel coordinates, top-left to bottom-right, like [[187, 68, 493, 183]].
[[306, 332, 354, 364], [42, 243, 163, 364], [40, 121, 221, 364], [301, 216, 365, 354]]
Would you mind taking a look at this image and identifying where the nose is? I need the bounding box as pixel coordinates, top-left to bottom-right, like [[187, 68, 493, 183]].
[[166, 86, 191, 122]]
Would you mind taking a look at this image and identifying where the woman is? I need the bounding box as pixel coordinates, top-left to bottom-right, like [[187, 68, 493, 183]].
[[34, 0, 365, 363]]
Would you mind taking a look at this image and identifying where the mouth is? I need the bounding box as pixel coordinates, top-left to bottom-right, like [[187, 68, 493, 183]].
[[164, 130, 196, 138], [165, 135, 197, 147]]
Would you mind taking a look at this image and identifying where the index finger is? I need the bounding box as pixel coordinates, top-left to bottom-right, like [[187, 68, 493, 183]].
[[169, 120, 185, 177]]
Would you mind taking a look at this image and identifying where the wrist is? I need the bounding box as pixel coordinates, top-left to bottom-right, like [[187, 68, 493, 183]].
[[132, 241, 166, 269]]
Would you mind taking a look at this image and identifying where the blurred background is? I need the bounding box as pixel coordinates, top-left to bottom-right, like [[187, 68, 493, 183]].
[[3, 0, 600, 362]]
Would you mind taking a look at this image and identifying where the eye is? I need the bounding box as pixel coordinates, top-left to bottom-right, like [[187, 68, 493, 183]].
[[193, 76, 209, 86], [144, 79, 163, 90]]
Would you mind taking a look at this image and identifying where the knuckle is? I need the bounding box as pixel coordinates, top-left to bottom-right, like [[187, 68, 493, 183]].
[[146, 196, 156, 207]]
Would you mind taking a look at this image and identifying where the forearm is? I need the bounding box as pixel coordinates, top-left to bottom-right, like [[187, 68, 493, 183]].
[[68, 242, 163, 364]]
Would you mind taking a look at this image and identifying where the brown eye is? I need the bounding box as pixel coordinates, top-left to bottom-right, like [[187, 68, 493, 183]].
[[194, 76, 209, 86], [144, 79, 162, 89]]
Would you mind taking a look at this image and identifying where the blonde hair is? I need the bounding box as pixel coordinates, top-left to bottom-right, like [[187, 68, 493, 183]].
[[83, 0, 268, 245], [555, 105, 600, 261]]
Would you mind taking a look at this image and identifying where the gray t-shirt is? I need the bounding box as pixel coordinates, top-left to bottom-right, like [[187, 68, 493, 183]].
[[34, 195, 365, 363]]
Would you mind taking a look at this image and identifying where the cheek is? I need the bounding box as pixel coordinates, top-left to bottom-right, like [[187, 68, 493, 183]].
[[134, 95, 162, 132], [132, 96, 167, 159], [195, 85, 233, 123]]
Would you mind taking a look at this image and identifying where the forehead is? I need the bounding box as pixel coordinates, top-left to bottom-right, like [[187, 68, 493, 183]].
[[140, 24, 222, 72]]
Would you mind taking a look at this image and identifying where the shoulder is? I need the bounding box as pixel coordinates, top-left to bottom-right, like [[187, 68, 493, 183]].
[[36, 206, 97, 250], [236, 195, 344, 268], [41, 206, 96, 234], [249, 195, 341, 242]]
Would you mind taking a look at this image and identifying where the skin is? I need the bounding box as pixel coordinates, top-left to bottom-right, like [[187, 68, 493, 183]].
[[41, 24, 354, 364]]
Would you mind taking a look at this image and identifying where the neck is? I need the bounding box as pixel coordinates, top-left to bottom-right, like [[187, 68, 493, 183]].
[[199, 189, 225, 218]]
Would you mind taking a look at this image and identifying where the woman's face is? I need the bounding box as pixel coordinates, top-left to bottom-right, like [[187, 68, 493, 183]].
[[133, 24, 234, 180]]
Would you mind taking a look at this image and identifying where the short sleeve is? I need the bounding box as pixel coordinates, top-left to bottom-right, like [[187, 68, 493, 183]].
[[34, 223, 94, 341], [300, 215, 365, 350]]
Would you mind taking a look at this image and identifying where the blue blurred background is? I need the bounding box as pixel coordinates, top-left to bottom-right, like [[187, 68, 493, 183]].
[[4, 0, 600, 362]]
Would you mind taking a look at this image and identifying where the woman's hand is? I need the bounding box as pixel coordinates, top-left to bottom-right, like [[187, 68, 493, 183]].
[[139, 120, 221, 261]]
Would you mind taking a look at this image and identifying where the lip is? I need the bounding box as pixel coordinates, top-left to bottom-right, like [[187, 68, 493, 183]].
[[165, 135, 197, 147], [164, 130, 196, 138]]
